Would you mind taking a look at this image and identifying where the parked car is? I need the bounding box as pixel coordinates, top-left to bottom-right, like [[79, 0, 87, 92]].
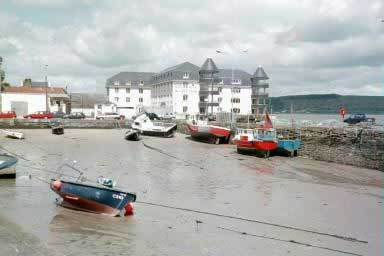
[[24, 111, 53, 119], [0, 111, 17, 119], [344, 114, 375, 124], [52, 111, 66, 119], [95, 112, 125, 120], [64, 112, 86, 119]]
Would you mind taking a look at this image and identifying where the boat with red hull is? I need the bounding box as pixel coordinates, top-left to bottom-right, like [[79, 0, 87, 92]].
[[233, 111, 277, 157], [233, 128, 278, 157], [50, 179, 136, 217], [186, 121, 231, 144]]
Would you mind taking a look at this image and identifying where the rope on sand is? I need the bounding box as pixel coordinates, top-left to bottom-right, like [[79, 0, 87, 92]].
[[136, 200, 368, 244], [141, 140, 205, 170]]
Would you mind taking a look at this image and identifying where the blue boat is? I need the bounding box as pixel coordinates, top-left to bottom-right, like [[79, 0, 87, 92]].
[[277, 139, 302, 156], [50, 179, 136, 216], [0, 154, 18, 178]]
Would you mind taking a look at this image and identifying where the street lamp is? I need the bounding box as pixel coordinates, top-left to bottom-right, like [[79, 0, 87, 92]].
[[45, 65, 49, 112]]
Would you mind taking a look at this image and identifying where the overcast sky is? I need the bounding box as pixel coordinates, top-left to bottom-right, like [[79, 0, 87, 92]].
[[0, 0, 383, 96]]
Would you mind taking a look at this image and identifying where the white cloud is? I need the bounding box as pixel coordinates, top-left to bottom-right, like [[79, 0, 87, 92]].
[[0, 0, 383, 95]]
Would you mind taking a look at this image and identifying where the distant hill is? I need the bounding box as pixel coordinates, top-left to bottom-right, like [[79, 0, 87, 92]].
[[270, 94, 384, 114]]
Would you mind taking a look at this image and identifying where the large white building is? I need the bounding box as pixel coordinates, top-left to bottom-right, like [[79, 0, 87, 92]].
[[105, 72, 155, 118], [106, 60, 267, 119]]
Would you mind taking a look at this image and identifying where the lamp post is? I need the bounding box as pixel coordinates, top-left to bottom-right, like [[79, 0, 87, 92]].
[[45, 65, 49, 112], [216, 49, 248, 124]]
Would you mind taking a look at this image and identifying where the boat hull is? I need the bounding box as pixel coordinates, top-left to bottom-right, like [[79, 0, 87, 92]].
[[125, 130, 140, 141], [186, 124, 231, 144], [276, 139, 301, 156], [2, 130, 24, 139], [141, 124, 177, 138], [0, 154, 18, 179], [50, 180, 136, 216]]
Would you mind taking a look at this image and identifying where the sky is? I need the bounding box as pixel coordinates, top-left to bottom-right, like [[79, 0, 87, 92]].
[[0, 0, 383, 96]]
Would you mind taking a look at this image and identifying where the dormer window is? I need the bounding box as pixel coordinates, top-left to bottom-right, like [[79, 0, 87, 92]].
[[231, 79, 241, 85], [114, 80, 120, 86], [140, 80, 144, 85], [183, 72, 189, 79], [126, 81, 131, 86]]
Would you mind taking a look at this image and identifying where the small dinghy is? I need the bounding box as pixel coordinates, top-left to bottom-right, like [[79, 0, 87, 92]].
[[51, 121, 64, 135], [125, 129, 140, 141], [50, 164, 136, 216], [0, 154, 18, 178], [1, 129, 24, 139]]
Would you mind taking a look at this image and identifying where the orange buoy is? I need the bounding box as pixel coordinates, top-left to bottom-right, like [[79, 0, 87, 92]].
[[124, 202, 134, 216], [52, 179, 62, 191]]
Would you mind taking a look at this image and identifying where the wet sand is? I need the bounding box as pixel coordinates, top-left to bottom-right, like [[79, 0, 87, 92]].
[[0, 129, 382, 256]]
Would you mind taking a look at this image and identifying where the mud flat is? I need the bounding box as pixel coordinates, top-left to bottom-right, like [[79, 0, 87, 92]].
[[0, 129, 382, 256]]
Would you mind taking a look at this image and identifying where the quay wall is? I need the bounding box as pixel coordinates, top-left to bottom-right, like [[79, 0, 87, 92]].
[[0, 119, 383, 171]]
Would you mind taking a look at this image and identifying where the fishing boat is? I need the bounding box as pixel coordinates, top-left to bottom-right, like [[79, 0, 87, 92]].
[[50, 178, 136, 216], [131, 112, 177, 138], [1, 129, 24, 139], [233, 111, 277, 157], [124, 129, 140, 141], [186, 120, 231, 144], [0, 154, 18, 178]]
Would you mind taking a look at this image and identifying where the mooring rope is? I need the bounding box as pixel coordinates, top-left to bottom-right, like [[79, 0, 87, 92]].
[[141, 140, 205, 170], [136, 200, 367, 244], [217, 226, 363, 256]]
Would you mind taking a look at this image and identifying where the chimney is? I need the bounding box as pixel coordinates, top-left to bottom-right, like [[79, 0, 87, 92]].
[[23, 78, 32, 87]]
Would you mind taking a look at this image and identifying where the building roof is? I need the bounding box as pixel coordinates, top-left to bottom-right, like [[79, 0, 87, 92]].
[[106, 72, 156, 88], [252, 66, 269, 80], [4, 86, 67, 94], [200, 58, 219, 73], [70, 93, 107, 108], [217, 69, 252, 86], [161, 62, 200, 73]]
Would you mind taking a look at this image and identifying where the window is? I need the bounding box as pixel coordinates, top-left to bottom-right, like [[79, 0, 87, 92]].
[[126, 97, 130, 102], [183, 82, 188, 88], [126, 81, 131, 86], [231, 108, 240, 113], [114, 97, 119, 102], [126, 88, 130, 93], [114, 81, 120, 86], [139, 98, 143, 103], [218, 97, 222, 103], [97, 104, 102, 109], [231, 98, 240, 103], [231, 88, 241, 93], [183, 106, 188, 113], [140, 80, 144, 85], [139, 88, 143, 93], [114, 88, 119, 93], [183, 72, 189, 79], [183, 95, 188, 101], [200, 108, 205, 114], [218, 87, 222, 92], [232, 79, 241, 85], [218, 107, 222, 112]]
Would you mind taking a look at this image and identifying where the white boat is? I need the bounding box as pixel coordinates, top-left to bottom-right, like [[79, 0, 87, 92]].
[[131, 112, 177, 138], [0, 154, 18, 178], [1, 129, 25, 139]]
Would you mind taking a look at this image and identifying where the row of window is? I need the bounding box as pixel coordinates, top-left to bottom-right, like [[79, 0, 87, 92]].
[[114, 80, 144, 86], [114, 97, 143, 103], [153, 72, 190, 81], [113, 88, 143, 94], [231, 98, 241, 103]]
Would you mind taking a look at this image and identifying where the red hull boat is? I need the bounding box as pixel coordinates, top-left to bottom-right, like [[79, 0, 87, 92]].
[[186, 122, 231, 144]]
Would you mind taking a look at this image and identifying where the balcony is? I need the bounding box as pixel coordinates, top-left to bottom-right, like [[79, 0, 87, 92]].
[[199, 102, 219, 107], [251, 92, 269, 97], [199, 89, 220, 96]]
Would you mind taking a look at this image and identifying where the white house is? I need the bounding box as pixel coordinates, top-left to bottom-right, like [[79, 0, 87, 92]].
[[105, 72, 154, 118], [94, 102, 117, 116], [1, 85, 69, 117]]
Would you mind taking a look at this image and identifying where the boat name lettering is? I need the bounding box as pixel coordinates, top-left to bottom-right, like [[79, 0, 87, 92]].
[[112, 194, 125, 200]]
